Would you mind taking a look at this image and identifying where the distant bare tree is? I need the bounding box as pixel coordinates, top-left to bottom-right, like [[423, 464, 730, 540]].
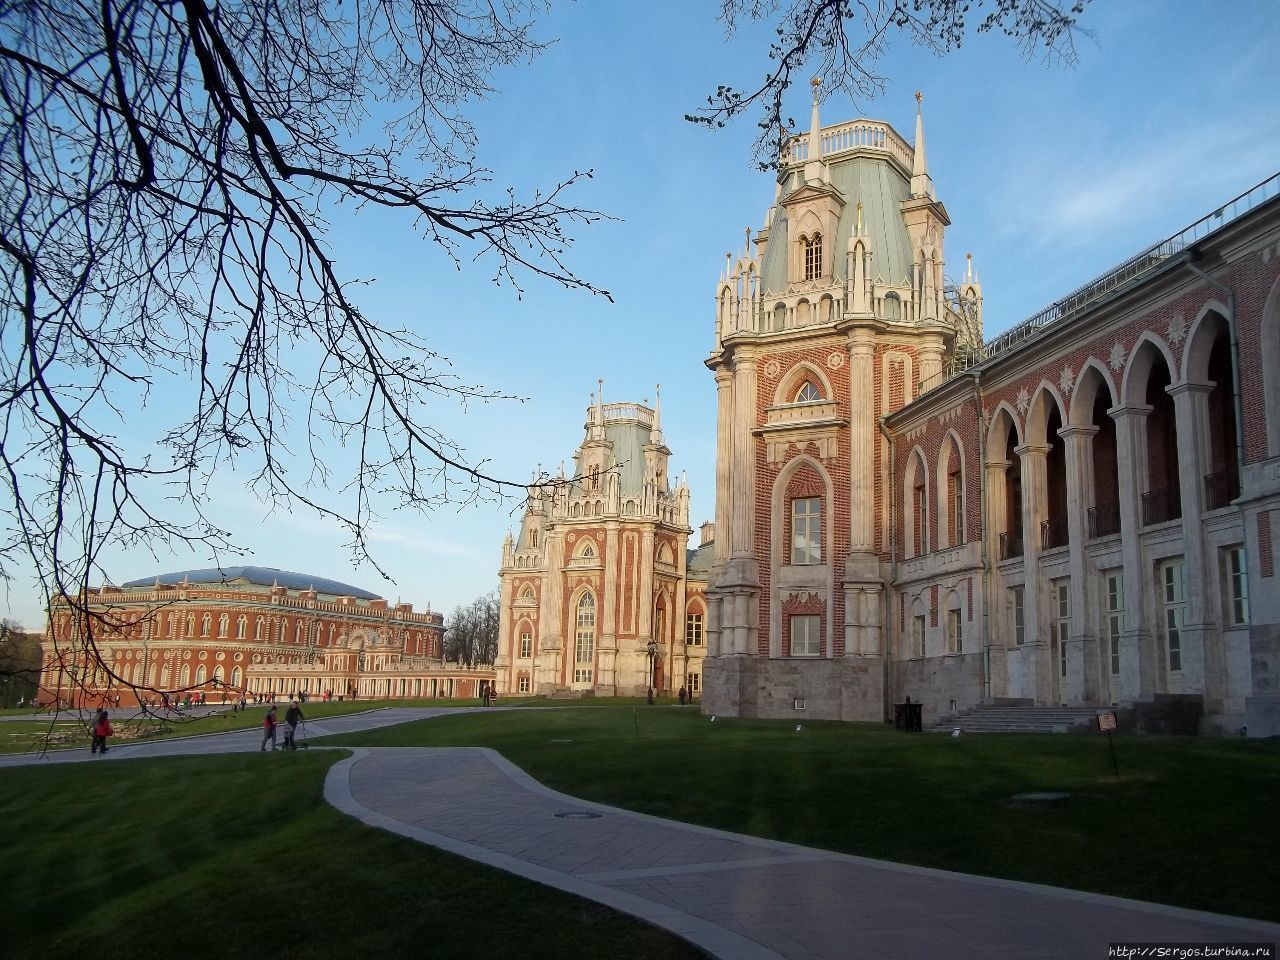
[[0, 618, 41, 707], [0, 1, 608, 710], [444, 591, 499, 668], [689, 0, 1092, 167]]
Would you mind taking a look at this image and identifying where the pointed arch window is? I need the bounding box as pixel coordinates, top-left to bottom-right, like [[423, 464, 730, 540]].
[[804, 233, 822, 281], [254, 617, 265, 640], [795, 381, 822, 404], [185, 614, 194, 638], [574, 593, 596, 684], [217, 613, 229, 638], [235, 615, 247, 639], [200, 613, 211, 637]]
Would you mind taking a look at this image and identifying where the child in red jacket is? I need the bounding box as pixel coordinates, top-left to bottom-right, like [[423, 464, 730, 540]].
[[91, 709, 113, 755]]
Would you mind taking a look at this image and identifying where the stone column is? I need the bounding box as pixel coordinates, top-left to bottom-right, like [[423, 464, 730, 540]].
[[1169, 380, 1219, 702], [537, 532, 565, 691], [984, 457, 1011, 696], [639, 526, 655, 644], [1111, 403, 1157, 699], [1016, 442, 1050, 703], [599, 521, 620, 694], [730, 357, 758, 558], [1060, 425, 1099, 704], [848, 329, 877, 555]]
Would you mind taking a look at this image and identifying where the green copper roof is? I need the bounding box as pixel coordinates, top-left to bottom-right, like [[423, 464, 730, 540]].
[[760, 155, 915, 296]]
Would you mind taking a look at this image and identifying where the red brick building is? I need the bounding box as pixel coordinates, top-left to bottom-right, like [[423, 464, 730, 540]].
[[39, 566, 494, 707], [703, 89, 1280, 735], [495, 391, 711, 697]]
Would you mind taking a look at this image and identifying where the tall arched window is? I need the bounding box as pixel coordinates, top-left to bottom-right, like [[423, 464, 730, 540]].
[[213, 665, 225, 685], [218, 613, 229, 638], [195, 665, 207, 685], [185, 614, 194, 637], [255, 617, 264, 640], [232, 666, 243, 689], [804, 233, 822, 281], [236, 615, 247, 639], [200, 613, 211, 637], [180, 664, 191, 686], [574, 593, 596, 684]]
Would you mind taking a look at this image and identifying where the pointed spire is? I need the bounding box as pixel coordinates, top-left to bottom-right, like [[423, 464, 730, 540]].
[[965, 252, 974, 283], [855, 200, 864, 237], [911, 91, 934, 200], [723, 251, 731, 281], [744, 226, 751, 258], [808, 76, 822, 159], [650, 384, 664, 445]]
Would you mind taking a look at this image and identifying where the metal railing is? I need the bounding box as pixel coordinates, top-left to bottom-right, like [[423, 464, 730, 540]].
[[1203, 469, 1240, 511], [916, 171, 1280, 396], [1088, 501, 1121, 539], [999, 530, 1024, 561], [1041, 517, 1069, 550], [1141, 486, 1182, 526]]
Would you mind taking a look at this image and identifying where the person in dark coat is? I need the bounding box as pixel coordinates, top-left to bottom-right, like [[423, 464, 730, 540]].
[[678, 685, 687, 706], [261, 705, 279, 751], [283, 701, 304, 750]]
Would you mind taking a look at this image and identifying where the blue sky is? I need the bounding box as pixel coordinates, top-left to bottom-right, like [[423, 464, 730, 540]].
[[6, 0, 1280, 628]]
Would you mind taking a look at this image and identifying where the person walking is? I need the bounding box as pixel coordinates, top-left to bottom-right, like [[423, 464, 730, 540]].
[[261, 705, 279, 751], [90, 709, 113, 755], [283, 701, 304, 750]]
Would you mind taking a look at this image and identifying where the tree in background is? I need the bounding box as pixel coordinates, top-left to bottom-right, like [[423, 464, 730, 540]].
[[0, 619, 42, 707], [1, 1, 606, 708], [444, 592, 499, 668], [689, 0, 1092, 167]]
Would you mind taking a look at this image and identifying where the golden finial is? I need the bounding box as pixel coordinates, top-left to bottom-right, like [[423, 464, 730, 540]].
[[915, 90, 923, 104]]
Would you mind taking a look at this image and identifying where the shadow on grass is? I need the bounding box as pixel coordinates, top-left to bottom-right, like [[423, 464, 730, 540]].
[[0, 751, 707, 959]]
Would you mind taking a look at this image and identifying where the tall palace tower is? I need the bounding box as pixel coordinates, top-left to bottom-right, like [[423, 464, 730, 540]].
[[704, 87, 982, 720]]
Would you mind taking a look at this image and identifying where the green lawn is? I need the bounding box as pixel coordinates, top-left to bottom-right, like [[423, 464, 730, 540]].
[[321, 706, 1280, 922], [0, 751, 705, 959]]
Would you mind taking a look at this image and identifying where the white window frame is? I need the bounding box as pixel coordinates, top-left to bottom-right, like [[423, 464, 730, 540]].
[[518, 675, 531, 693], [1010, 586, 1025, 646], [795, 381, 821, 403], [574, 593, 596, 684], [518, 630, 532, 659], [791, 497, 822, 565], [1160, 558, 1187, 673], [945, 608, 961, 655], [1224, 546, 1250, 626], [790, 614, 820, 657], [1105, 571, 1123, 677], [1053, 578, 1070, 678], [912, 614, 926, 658], [688, 672, 701, 693], [685, 612, 704, 646]]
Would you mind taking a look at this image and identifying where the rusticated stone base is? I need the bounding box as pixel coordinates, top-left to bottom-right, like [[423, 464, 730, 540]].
[[702, 655, 884, 722]]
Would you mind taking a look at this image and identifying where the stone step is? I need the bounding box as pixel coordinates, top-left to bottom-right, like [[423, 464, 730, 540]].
[[927, 704, 1106, 734]]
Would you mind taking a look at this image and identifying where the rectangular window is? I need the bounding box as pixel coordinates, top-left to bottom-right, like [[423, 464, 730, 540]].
[[1053, 579, 1070, 678], [791, 498, 822, 565], [685, 613, 704, 646], [1160, 558, 1187, 673], [804, 235, 822, 281], [1105, 571, 1123, 677], [912, 614, 926, 658], [519, 631, 532, 659], [688, 672, 700, 693], [1010, 586, 1025, 646], [1224, 546, 1250, 626], [791, 615, 820, 657], [518, 675, 530, 693], [945, 609, 961, 655]]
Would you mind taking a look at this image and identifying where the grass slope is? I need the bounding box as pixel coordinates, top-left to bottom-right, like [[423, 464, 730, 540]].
[[322, 706, 1280, 922], [0, 751, 705, 960]]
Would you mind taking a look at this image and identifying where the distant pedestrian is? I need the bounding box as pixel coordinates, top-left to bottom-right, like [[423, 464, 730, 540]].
[[261, 705, 278, 751], [283, 701, 304, 750], [90, 709, 113, 755], [678, 685, 687, 706]]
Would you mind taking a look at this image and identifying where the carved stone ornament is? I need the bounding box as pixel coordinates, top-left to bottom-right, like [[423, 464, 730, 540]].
[[764, 359, 781, 378], [1108, 341, 1127, 372], [827, 351, 845, 370], [567, 532, 576, 543]]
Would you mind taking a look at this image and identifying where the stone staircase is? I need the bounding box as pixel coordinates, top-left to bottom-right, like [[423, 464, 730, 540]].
[[929, 703, 1105, 734]]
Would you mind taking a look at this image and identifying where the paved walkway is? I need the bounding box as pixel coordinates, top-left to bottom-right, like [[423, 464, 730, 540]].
[[4, 708, 1277, 958]]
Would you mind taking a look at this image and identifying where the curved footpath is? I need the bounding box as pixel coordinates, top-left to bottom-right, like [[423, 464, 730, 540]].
[[4, 708, 1278, 959]]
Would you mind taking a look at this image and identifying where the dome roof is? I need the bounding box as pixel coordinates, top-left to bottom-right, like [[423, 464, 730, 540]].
[[121, 566, 382, 601]]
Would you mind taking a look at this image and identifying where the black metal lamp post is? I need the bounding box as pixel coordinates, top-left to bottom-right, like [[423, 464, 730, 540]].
[[646, 639, 658, 704]]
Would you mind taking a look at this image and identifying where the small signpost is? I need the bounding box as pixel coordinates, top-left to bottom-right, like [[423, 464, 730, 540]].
[[1098, 711, 1119, 778]]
